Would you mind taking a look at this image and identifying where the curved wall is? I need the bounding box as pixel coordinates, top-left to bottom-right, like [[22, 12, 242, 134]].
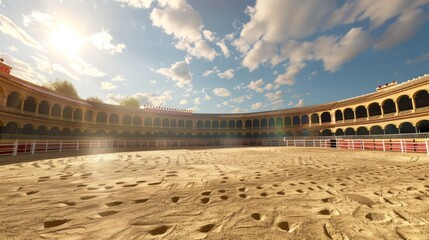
[[1, 61, 429, 138]]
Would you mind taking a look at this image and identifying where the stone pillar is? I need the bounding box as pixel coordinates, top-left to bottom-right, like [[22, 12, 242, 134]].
[[35, 103, 40, 115], [411, 97, 416, 112], [395, 101, 399, 114], [20, 99, 24, 112]]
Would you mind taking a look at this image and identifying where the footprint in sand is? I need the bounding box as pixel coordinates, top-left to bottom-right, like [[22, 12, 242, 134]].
[[149, 225, 170, 236], [134, 198, 149, 204], [44, 219, 70, 228], [80, 195, 96, 200], [106, 201, 123, 207], [200, 197, 210, 204], [198, 223, 215, 233]]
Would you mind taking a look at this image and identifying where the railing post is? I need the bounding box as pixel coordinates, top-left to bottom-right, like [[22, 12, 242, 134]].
[[425, 139, 429, 155], [13, 140, 18, 156], [400, 140, 404, 153], [293, 140, 296, 147], [382, 140, 385, 152], [352, 140, 354, 149], [362, 140, 364, 150], [59, 140, 63, 152], [31, 141, 36, 155], [45, 141, 48, 153], [76, 140, 80, 151]]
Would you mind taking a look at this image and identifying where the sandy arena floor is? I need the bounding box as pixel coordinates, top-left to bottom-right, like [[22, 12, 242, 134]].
[[1, 147, 429, 239]]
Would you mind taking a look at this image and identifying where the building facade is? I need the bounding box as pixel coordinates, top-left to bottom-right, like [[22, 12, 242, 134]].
[[1, 60, 429, 139]]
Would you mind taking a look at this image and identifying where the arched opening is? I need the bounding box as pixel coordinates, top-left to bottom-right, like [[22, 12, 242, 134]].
[[320, 129, 332, 136], [357, 127, 369, 135], [384, 124, 399, 134], [335, 128, 344, 135], [345, 127, 356, 135], [236, 120, 243, 129], [414, 90, 429, 109], [38, 100, 50, 115], [302, 129, 310, 136], [178, 119, 185, 128], [228, 120, 235, 128], [73, 108, 83, 121], [292, 116, 300, 126], [204, 120, 211, 129], [132, 131, 142, 138], [310, 113, 319, 124], [397, 95, 413, 112], [355, 106, 367, 119], [275, 117, 283, 127], [220, 120, 227, 129], [133, 116, 142, 126], [23, 96, 37, 112], [123, 115, 132, 125], [6, 91, 22, 110], [83, 129, 93, 136], [382, 99, 396, 115], [153, 118, 161, 127], [51, 104, 62, 118], [301, 115, 309, 125], [36, 125, 48, 135], [21, 124, 35, 135], [212, 120, 219, 129], [185, 120, 193, 129], [252, 119, 259, 128], [72, 128, 82, 136], [62, 106, 73, 119], [84, 110, 93, 122], [417, 120, 429, 132], [96, 130, 107, 137], [49, 127, 61, 136], [96, 112, 107, 123], [399, 122, 415, 133], [170, 119, 176, 128], [197, 120, 204, 129], [335, 110, 343, 122], [245, 120, 252, 129], [61, 127, 71, 136], [284, 117, 291, 126], [109, 113, 119, 124], [3, 122, 20, 134], [321, 112, 331, 123], [368, 103, 382, 117], [261, 119, 267, 128], [370, 125, 383, 135], [344, 108, 354, 120], [162, 119, 169, 128], [145, 117, 153, 127], [108, 130, 119, 137]]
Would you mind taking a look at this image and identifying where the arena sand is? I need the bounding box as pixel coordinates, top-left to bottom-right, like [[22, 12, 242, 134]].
[[1, 147, 429, 239]]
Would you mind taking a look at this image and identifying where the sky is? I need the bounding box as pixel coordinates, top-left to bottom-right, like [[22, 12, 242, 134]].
[[0, 0, 428, 113]]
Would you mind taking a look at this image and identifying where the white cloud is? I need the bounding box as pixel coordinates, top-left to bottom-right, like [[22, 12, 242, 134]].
[[31, 54, 53, 74], [23, 10, 53, 28], [213, 88, 231, 97], [203, 30, 215, 42], [264, 83, 273, 90], [179, 99, 188, 105], [217, 68, 234, 79], [248, 78, 265, 92], [231, 95, 251, 103], [288, 99, 304, 107], [70, 59, 106, 77], [150, 0, 217, 61], [407, 52, 429, 64], [308, 71, 318, 79], [0, 52, 48, 85], [132, 91, 172, 106], [0, 13, 44, 51], [265, 90, 283, 101], [52, 63, 80, 82], [8, 45, 17, 51], [202, 88, 211, 100], [193, 97, 201, 105], [202, 66, 219, 77], [216, 39, 230, 58], [232, 107, 243, 113], [156, 59, 192, 88], [251, 102, 264, 110], [101, 81, 117, 90], [90, 29, 126, 55], [116, 0, 153, 8], [112, 75, 125, 82]]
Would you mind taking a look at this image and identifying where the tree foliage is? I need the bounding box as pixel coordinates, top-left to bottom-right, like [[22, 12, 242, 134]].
[[119, 97, 140, 108], [44, 79, 79, 98], [86, 96, 103, 103]]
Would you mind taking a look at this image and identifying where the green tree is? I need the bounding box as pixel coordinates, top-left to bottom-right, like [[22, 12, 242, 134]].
[[44, 79, 79, 98], [86, 96, 103, 103], [120, 97, 140, 108]]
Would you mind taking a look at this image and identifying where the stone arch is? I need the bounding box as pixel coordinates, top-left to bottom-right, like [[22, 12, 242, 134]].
[[370, 125, 383, 135], [382, 99, 396, 114], [109, 113, 119, 124], [228, 120, 235, 128], [236, 120, 243, 128], [310, 113, 319, 124], [51, 104, 62, 118], [344, 127, 356, 135], [355, 105, 367, 119], [133, 116, 142, 126], [368, 102, 382, 117], [301, 115, 309, 125], [95, 130, 107, 137], [275, 117, 283, 127], [220, 120, 227, 129], [153, 118, 161, 127], [321, 112, 331, 123], [344, 108, 354, 120], [185, 120, 193, 129], [84, 110, 93, 122], [335, 110, 343, 121], [6, 91, 23, 109], [284, 117, 292, 126], [335, 128, 344, 135], [417, 120, 429, 132], [245, 120, 252, 129], [397, 95, 413, 112], [197, 120, 204, 129], [62, 106, 73, 119], [73, 108, 83, 121], [162, 118, 169, 128], [108, 130, 119, 137], [399, 122, 415, 133], [204, 120, 211, 129], [261, 118, 267, 128], [61, 127, 71, 136], [212, 120, 219, 129], [23, 96, 38, 112], [414, 89, 429, 108], [38, 100, 50, 115], [3, 121, 20, 134], [123, 115, 132, 125], [145, 117, 153, 127], [72, 128, 82, 136], [178, 119, 185, 128], [36, 125, 48, 135], [96, 112, 107, 123], [357, 126, 369, 135], [49, 126, 61, 136], [384, 124, 399, 134], [21, 124, 35, 135], [320, 129, 332, 136], [253, 119, 260, 128], [292, 116, 300, 126], [170, 119, 176, 128]]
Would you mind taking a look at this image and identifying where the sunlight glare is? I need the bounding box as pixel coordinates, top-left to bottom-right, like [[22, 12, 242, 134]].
[[49, 25, 83, 57]]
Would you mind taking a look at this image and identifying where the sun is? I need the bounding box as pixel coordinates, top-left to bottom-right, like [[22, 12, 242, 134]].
[[49, 25, 83, 57]]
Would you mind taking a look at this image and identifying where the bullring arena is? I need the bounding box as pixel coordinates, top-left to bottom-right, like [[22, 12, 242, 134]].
[[1, 60, 429, 239]]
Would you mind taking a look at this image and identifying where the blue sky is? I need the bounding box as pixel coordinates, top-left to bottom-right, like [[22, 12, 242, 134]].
[[1, 0, 428, 113]]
